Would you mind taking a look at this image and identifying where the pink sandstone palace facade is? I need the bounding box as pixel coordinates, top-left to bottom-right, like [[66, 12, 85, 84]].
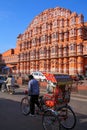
[[0, 7, 87, 76]]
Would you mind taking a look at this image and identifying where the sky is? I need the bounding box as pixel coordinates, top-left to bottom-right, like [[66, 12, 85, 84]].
[[0, 0, 87, 53]]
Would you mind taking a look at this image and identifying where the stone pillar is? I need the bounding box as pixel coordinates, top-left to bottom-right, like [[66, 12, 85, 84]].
[[46, 60, 50, 72], [58, 45, 63, 57], [46, 47, 50, 59], [36, 49, 39, 60], [36, 61, 39, 71], [77, 56, 84, 75], [24, 62, 27, 74], [59, 58, 63, 73], [23, 62, 26, 73], [26, 62, 30, 74], [33, 62, 36, 72], [54, 59, 58, 72], [21, 62, 24, 73], [69, 57, 77, 75], [63, 58, 69, 74]]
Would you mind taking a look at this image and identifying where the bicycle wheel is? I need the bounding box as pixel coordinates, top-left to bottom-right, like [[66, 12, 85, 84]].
[[20, 96, 30, 116], [42, 109, 61, 130], [58, 105, 76, 129]]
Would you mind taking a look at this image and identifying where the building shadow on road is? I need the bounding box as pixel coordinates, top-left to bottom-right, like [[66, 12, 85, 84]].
[[75, 112, 87, 130], [0, 97, 43, 130], [0, 97, 87, 130]]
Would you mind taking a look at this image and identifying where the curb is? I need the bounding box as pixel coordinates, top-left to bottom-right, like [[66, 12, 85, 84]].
[[19, 85, 87, 99], [71, 92, 87, 99]]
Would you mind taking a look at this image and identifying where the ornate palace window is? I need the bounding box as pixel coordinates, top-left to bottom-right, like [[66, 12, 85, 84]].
[[64, 31, 69, 39], [63, 46, 68, 56], [77, 44, 83, 53], [48, 23, 52, 30], [70, 28, 77, 37], [30, 50, 36, 59], [49, 11, 53, 19], [61, 9, 65, 16], [41, 35, 45, 42], [69, 43, 75, 50], [25, 33, 29, 39], [59, 19, 64, 27], [24, 53, 27, 61], [29, 30, 32, 37], [31, 38, 36, 46], [33, 27, 38, 34], [56, 8, 61, 16], [39, 48, 46, 58], [58, 46, 63, 57], [78, 14, 84, 24], [20, 53, 24, 61], [51, 47, 55, 53], [65, 10, 71, 18], [20, 44, 22, 51], [52, 32, 58, 40], [39, 16, 43, 22], [78, 28, 83, 36], [41, 35, 47, 44], [47, 35, 51, 43], [53, 10, 58, 16], [24, 42, 28, 50], [70, 17, 76, 25], [22, 34, 25, 40], [26, 41, 29, 49], [52, 20, 58, 28], [42, 23, 47, 31], [84, 44, 87, 51], [59, 32, 64, 41], [33, 18, 38, 25], [64, 19, 69, 26], [21, 43, 25, 50], [43, 14, 47, 21]]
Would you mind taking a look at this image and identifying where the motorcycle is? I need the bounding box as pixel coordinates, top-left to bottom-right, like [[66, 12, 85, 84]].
[[1, 81, 15, 94]]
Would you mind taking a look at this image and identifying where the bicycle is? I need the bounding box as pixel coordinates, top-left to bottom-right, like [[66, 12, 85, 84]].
[[20, 94, 62, 130], [43, 85, 77, 129], [1, 82, 15, 94], [20, 95, 46, 116], [42, 104, 76, 130], [20, 84, 76, 130]]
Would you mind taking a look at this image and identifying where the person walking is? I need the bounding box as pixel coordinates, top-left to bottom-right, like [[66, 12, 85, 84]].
[[28, 75, 40, 116]]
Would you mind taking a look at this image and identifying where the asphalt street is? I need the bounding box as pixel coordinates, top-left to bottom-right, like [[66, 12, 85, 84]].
[[0, 87, 87, 130]]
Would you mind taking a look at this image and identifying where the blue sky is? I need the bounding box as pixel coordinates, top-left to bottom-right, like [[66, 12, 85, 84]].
[[0, 0, 87, 53]]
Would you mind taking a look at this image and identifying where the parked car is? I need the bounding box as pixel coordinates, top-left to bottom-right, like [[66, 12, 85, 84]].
[[31, 71, 46, 81], [0, 75, 7, 88]]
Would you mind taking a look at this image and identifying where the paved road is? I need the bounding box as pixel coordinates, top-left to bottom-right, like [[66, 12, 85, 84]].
[[0, 88, 87, 130], [0, 91, 43, 130]]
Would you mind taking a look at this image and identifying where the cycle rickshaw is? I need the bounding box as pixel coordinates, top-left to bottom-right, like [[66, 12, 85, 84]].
[[20, 73, 76, 130], [42, 72, 76, 129]]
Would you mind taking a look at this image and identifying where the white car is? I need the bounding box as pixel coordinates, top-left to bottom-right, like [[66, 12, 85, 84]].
[[31, 71, 46, 81]]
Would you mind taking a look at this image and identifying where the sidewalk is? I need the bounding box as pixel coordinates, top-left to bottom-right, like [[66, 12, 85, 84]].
[[71, 92, 87, 100], [18, 79, 87, 99], [76, 80, 87, 97]]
